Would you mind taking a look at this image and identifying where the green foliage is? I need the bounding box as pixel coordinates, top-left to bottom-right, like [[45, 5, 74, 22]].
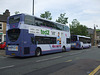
[[70, 19, 88, 36], [40, 11, 52, 20], [56, 13, 68, 24], [15, 11, 20, 15], [96, 29, 100, 31]]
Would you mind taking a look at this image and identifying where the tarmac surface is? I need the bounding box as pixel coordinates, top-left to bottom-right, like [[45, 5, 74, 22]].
[[49, 59, 100, 75], [0, 48, 100, 75]]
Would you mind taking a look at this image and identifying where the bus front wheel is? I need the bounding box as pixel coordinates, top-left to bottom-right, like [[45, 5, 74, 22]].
[[35, 48, 41, 57]]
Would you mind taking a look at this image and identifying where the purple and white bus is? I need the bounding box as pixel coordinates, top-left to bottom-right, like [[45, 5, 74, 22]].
[[71, 35, 91, 49], [6, 13, 71, 57]]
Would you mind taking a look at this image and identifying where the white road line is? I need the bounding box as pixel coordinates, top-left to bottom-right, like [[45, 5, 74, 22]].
[[36, 56, 62, 62], [65, 60, 72, 62], [0, 65, 15, 70], [70, 52, 83, 55]]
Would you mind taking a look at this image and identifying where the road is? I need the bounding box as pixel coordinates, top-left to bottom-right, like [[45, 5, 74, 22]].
[[0, 47, 100, 75]]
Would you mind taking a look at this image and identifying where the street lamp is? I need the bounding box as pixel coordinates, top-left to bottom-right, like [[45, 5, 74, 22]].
[[32, 0, 34, 15]]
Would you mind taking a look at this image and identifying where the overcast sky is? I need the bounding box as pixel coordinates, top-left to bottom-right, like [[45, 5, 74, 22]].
[[0, 0, 100, 29]]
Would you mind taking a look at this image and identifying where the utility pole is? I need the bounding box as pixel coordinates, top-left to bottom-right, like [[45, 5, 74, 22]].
[[93, 24, 97, 46], [32, 0, 34, 15]]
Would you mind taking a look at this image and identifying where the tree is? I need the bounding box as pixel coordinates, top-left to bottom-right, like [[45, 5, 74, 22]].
[[56, 13, 68, 24], [40, 11, 52, 20], [15, 11, 20, 15], [70, 19, 88, 36], [96, 29, 100, 31]]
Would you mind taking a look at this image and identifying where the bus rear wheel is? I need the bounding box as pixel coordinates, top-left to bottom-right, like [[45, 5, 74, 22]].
[[35, 48, 41, 57], [62, 46, 66, 52]]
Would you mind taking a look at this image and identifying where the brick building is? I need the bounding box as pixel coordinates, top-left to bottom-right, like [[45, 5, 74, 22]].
[[0, 9, 10, 43]]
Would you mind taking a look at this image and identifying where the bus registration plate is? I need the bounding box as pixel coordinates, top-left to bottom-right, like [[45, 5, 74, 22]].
[[11, 53, 15, 55]]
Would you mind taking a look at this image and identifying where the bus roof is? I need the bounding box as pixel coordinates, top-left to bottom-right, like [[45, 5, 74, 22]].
[[72, 35, 91, 39], [10, 13, 69, 28]]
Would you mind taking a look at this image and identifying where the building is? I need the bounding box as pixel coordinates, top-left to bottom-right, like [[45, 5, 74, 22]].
[[0, 9, 10, 43], [96, 31, 100, 44], [87, 28, 94, 46], [87, 27, 100, 46]]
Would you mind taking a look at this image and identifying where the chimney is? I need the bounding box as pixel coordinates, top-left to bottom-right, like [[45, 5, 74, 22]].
[[3, 9, 10, 16]]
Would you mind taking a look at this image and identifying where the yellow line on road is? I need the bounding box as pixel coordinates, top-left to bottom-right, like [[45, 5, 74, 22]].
[[65, 60, 72, 62], [89, 65, 100, 75]]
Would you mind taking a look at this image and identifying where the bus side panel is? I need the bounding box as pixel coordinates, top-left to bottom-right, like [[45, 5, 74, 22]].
[[65, 32, 71, 51], [83, 43, 91, 48], [37, 44, 62, 54], [66, 44, 71, 51], [22, 29, 37, 56]]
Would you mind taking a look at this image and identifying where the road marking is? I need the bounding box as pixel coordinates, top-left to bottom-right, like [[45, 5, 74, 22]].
[[70, 52, 82, 55], [65, 60, 72, 62], [36, 56, 62, 62], [0, 65, 15, 70], [75, 57, 80, 59], [89, 65, 100, 75]]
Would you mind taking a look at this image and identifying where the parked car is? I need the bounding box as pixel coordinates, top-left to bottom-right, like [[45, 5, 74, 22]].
[[0, 42, 6, 50], [98, 43, 100, 48]]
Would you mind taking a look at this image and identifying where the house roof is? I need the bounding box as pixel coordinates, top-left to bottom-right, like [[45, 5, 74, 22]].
[[0, 9, 10, 23]]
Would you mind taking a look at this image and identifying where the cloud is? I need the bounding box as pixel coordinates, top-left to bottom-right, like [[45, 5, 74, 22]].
[[83, 10, 100, 14], [0, 0, 100, 29]]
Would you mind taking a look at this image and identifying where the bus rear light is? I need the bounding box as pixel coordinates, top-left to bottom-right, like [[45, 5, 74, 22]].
[[76, 43, 78, 46]]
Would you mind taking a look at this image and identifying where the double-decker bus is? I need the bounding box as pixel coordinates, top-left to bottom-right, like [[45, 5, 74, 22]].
[[71, 35, 91, 49], [6, 13, 71, 57]]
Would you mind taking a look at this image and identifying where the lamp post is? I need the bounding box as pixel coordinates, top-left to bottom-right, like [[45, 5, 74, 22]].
[[32, 0, 34, 15]]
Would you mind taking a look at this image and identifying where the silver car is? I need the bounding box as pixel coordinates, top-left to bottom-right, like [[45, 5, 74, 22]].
[[98, 43, 100, 48]]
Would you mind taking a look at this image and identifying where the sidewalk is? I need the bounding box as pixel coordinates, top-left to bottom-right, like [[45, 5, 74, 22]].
[[0, 50, 7, 56]]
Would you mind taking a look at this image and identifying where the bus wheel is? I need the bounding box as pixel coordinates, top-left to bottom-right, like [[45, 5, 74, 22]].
[[62, 46, 66, 52], [35, 48, 41, 57]]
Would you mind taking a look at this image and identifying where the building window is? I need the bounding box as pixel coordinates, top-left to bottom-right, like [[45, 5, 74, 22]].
[[0, 23, 3, 30]]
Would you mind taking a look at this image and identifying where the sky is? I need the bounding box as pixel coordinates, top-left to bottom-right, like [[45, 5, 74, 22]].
[[0, 0, 100, 29]]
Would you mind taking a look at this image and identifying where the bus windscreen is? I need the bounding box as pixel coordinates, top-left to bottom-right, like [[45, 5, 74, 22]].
[[9, 16, 20, 24], [71, 36, 77, 42]]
